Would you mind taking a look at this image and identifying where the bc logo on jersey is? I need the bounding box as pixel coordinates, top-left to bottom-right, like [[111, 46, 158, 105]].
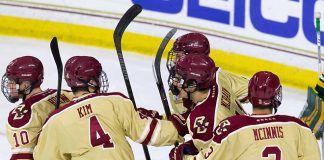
[[215, 120, 231, 136], [8, 104, 32, 128], [194, 116, 209, 134], [12, 105, 28, 120]]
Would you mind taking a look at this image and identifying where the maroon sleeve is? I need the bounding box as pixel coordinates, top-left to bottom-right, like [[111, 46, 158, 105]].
[[10, 153, 33, 160]]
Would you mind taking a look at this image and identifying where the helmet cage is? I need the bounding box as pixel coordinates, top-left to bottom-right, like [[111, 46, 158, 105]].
[[98, 71, 109, 93], [166, 50, 176, 72], [75, 71, 109, 94], [167, 49, 186, 72], [167, 66, 176, 88], [169, 72, 199, 95], [273, 85, 282, 108], [168, 73, 185, 95], [1, 74, 20, 103]]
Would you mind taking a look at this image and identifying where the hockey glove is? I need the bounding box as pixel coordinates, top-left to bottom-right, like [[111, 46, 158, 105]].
[[137, 107, 163, 120], [169, 110, 190, 136], [169, 140, 198, 160]]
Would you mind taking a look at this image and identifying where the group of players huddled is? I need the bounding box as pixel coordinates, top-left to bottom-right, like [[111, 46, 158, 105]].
[[2, 32, 320, 160]]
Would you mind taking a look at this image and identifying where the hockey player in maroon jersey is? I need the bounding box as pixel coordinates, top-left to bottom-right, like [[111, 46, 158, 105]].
[[138, 33, 212, 117], [33, 56, 187, 160], [1, 56, 73, 160], [170, 71, 320, 160], [166, 32, 211, 113], [141, 32, 248, 118], [164, 32, 249, 115], [137, 33, 250, 156], [167, 54, 247, 151]]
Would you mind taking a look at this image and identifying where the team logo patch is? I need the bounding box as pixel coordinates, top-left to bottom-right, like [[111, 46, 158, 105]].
[[215, 120, 231, 135], [12, 105, 28, 120], [8, 105, 32, 128], [194, 116, 209, 133]]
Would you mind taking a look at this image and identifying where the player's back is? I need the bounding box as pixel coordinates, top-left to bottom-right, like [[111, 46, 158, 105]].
[[37, 92, 142, 160], [6, 89, 73, 159], [209, 114, 320, 160]]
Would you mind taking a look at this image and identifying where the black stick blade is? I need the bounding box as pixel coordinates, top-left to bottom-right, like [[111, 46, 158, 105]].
[[113, 4, 142, 102], [113, 4, 142, 51], [50, 37, 63, 109], [50, 37, 63, 73]]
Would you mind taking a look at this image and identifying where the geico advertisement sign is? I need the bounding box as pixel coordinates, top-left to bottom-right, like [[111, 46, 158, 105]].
[[131, 0, 324, 53]]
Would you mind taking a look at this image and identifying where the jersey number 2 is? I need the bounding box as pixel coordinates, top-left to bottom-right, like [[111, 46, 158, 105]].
[[262, 146, 281, 160], [89, 116, 114, 148]]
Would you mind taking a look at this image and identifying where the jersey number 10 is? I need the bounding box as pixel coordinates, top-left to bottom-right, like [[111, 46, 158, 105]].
[[89, 116, 115, 148], [13, 131, 29, 147]]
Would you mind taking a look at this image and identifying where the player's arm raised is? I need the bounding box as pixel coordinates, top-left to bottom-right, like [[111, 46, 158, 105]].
[[115, 96, 186, 146]]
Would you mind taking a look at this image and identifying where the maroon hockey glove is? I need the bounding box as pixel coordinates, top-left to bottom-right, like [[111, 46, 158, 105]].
[[169, 144, 184, 160], [169, 110, 190, 136], [137, 107, 163, 120], [169, 140, 198, 160]]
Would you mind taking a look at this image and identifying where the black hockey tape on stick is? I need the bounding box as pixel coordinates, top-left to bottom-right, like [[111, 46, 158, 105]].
[[50, 37, 63, 110]]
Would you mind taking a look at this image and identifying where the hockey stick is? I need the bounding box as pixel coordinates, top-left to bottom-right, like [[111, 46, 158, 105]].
[[300, 12, 322, 118], [114, 4, 141, 110], [316, 12, 322, 77], [50, 37, 63, 110], [299, 12, 324, 159], [315, 12, 324, 160], [152, 28, 177, 118], [113, 4, 151, 160]]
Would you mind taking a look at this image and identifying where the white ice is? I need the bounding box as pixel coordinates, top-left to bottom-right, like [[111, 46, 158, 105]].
[[0, 36, 313, 159]]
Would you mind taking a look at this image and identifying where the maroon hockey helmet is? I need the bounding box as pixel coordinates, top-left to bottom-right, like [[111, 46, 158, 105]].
[[248, 71, 282, 109], [1, 56, 44, 102], [64, 56, 108, 93], [175, 54, 216, 90], [167, 32, 210, 71], [5, 56, 44, 86], [173, 32, 210, 55]]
